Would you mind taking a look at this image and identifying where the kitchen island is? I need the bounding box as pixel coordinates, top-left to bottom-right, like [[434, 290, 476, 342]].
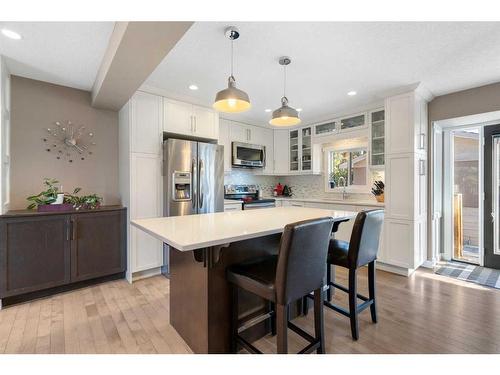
[[132, 207, 356, 353]]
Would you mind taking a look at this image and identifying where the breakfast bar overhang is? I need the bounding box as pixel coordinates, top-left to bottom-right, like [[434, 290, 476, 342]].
[[132, 207, 356, 353]]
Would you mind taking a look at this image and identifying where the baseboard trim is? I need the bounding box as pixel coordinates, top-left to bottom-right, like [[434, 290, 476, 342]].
[[421, 259, 437, 269], [376, 262, 415, 277], [132, 267, 162, 282]]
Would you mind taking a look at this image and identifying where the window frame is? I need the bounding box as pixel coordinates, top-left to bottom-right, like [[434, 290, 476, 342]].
[[324, 145, 371, 193]]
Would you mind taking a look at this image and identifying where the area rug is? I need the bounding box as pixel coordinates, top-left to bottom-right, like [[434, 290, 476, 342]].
[[434, 261, 500, 290]]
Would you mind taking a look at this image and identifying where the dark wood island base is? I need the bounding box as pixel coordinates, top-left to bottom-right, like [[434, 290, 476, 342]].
[[170, 234, 283, 354]]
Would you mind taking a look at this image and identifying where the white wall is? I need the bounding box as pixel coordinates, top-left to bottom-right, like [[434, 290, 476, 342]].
[[0, 56, 11, 214]]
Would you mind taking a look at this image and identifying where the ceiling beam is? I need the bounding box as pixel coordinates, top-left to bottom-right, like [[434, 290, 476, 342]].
[[91, 21, 193, 111]]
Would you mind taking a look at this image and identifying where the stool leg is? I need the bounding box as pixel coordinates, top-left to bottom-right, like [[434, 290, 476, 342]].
[[348, 268, 359, 340], [230, 285, 239, 353], [302, 296, 309, 316], [313, 288, 325, 354], [276, 303, 288, 354], [270, 302, 277, 335], [326, 264, 333, 301], [368, 261, 377, 323]]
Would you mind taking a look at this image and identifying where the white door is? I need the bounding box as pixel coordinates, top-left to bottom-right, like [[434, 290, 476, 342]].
[[131, 91, 162, 155], [130, 153, 163, 272], [193, 105, 218, 140], [164, 99, 193, 136], [218, 119, 232, 172], [230, 122, 250, 143]]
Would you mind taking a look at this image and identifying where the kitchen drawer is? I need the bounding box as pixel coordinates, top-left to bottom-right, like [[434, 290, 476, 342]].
[[224, 203, 242, 212]]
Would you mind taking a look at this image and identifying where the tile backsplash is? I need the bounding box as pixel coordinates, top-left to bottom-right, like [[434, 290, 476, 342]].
[[224, 169, 384, 201]]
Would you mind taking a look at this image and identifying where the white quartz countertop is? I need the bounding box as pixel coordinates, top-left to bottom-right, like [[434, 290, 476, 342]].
[[131, 207, 356, 251], [269, 196, 384, 207]]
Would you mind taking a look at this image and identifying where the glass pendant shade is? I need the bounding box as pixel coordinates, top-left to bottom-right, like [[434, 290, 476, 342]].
[[269, 96, 301, 126], [213, 76, 251, 113]]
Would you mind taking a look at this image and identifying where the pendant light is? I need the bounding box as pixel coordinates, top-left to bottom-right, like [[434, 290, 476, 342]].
[[213, 27, 251, 113], [269, 56, 301, 126]]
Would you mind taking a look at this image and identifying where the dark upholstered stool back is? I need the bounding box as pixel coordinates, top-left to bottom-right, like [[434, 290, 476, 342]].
[[275, 217, 334, 305], [348, 209, 384, 268]]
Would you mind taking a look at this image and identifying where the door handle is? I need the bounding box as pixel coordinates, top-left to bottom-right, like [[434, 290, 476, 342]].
[[192, 158, 197, 209], [199, 159, 204, 209], [419, 159, 426, 176], [491, 211, 495, 222], [419, 133, 425, 150], [71, 219, 77, 240]]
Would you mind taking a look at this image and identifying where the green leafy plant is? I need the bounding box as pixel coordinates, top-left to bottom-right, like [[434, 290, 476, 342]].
[[371, 180, 385, 197], [64, 188, 103, 210], [26, 178, 60, 210]]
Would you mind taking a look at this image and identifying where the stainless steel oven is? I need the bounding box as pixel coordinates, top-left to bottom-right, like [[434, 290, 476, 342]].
[[232, 142, 266, 168]]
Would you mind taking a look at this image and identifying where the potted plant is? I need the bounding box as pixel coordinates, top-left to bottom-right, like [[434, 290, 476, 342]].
[[64, 188, 103, 210], [329, 172, 336, 189], [371, 180, 385, 203], [26, 178, 70, 211]]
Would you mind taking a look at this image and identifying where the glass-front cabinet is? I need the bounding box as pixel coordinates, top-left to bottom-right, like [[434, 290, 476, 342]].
[[301, 127, 312, 171], [289, 130, 299, 171], [314, 121, 336, 136], [339, 113, 366, 131], [289, 126, 313, 173], [370, 109, 385, 167]]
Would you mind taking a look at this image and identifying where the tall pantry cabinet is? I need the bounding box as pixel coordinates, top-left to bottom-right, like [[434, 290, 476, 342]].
[[382, 88, 429, 275], [119, 91, 164, 282]]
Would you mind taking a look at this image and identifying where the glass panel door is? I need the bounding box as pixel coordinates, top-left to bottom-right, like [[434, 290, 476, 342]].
[[493, 137, 500, 255], [371, 110, 385, 166], [340, 114, 366, 131], [451, 128, 480, 264]]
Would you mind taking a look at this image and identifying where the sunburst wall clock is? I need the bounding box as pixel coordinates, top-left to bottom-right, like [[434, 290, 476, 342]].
[[43, 120, 96, 163]]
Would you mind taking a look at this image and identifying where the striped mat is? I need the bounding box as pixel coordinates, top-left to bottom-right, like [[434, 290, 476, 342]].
[[434, 262, 500, 290]]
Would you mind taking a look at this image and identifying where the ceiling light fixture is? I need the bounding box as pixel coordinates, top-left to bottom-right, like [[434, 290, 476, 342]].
[[296, 108, 303, 112], [347, 91, 357, 96], [264, 109, 272, 113], [213, 26, 251, 113], [1, 28, 22, 40], [269, 57, 301, 126], [189, 84, 199, 91]]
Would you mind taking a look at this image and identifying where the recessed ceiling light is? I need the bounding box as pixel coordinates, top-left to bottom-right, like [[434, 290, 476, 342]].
[[264, 109, 272, 113], [189, 84, 198, 91], [296, 108, 303, 112], [347, 91, 357, 96], [1, 28, 22, 40]]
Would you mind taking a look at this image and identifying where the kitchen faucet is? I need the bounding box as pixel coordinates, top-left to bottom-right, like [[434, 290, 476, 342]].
[[338, 176, 348, 200]]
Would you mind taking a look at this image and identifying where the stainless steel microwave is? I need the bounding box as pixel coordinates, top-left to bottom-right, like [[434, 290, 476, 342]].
[[232, 142, 266, 168]]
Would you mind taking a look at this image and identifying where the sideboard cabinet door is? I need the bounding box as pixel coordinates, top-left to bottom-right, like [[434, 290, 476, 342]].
[[70, 209, 126, 282], [0, 215, 71, 298]]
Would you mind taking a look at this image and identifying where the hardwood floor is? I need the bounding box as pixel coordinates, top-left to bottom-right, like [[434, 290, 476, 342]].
[[1, 266, 499, 354]]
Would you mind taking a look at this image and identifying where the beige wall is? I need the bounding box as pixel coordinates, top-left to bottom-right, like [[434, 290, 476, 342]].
[[10, 76, 119, 209], [429, 81, 500, 123]]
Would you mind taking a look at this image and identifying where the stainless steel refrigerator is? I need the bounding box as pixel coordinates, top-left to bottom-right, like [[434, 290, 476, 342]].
[[162, 138, 224, 275]]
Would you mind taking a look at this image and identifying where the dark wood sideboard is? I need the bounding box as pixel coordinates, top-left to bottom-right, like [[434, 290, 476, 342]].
[[0, 206, 126, 306]]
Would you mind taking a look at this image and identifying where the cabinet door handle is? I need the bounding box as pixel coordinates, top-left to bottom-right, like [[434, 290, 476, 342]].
[[419, 159, 426, 176], [66, 220, 71, 241], [71, 219, 77, 240], [419, 133, 425, 150]]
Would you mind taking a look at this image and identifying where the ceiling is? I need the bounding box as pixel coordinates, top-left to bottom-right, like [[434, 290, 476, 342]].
[[145, 22, 500, 126], [0, 22, 114, 90]]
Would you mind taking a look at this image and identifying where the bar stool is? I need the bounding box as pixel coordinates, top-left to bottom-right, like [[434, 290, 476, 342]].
[[226, 217, 334, 354], [324, 209, 384, 340]]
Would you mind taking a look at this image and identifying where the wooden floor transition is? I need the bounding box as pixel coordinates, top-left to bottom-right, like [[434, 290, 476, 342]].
[[1, 266, 500, 354]]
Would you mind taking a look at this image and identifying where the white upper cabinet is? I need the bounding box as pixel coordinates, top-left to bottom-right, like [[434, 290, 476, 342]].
[[230, 122, 249, 143], [218, 119, 232, 172], [273, 129, 289, 175], [339, 112, 367, 132], [130, 91, 163, 155], [164, 98, 219, 140], [164, 99, 193, 136], [370, 109, 385, 168], [193, 105, 219, 140]]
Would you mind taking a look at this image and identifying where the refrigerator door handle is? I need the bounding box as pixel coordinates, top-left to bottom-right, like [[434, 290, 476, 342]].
[[191, 157, 197, 210], [199, 158, 204, 209]]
